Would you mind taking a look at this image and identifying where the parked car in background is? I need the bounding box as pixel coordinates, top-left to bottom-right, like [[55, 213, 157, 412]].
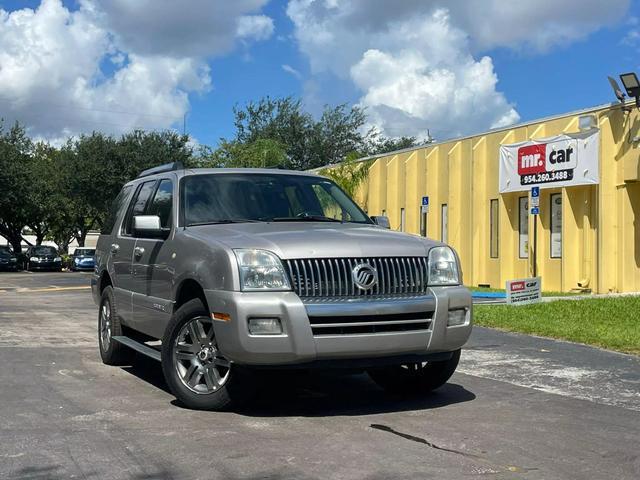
[[70, 248, 96, 271], [24, 245, 62, 271], [0, 246, 19, 271]]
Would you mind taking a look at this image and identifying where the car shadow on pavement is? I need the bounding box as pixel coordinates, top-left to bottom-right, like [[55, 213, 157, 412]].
[[120, 354, 476, 417], [236, 370, 476, 417]]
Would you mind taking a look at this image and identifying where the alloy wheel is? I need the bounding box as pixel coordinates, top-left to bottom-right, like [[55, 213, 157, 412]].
[[99, 299, 112, 350], [173, 316, 230, 394]]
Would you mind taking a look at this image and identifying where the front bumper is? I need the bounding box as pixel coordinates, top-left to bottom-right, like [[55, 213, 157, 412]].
[[28, 261, 61, 270], [72, 262, 95, 271], [205, 286, 472, 366]]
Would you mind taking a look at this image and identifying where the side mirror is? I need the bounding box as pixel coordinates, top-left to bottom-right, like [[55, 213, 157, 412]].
[[371, 216, 390, 229], [133, 215, 167, 239]]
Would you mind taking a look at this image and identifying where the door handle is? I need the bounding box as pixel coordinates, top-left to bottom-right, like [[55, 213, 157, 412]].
[[110, 244, 119, 255], [134, 246, 145, 258]]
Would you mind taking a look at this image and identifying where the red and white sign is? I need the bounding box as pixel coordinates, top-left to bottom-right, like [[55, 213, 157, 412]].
[[499, 130, 599, 193], [506, 277, 542, 305]]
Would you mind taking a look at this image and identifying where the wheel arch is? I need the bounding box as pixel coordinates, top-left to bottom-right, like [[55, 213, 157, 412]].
[[174, 278, 209, 313], [99, 270, 112, 293]]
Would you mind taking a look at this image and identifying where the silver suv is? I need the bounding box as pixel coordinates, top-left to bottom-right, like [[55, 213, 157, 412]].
[[92, 163, 472, 410]]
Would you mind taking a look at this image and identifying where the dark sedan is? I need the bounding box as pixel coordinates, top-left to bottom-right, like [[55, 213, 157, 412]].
[[24, 245, 62, 271], [70, 248, 96, 271], [0, 246, 19, 271]]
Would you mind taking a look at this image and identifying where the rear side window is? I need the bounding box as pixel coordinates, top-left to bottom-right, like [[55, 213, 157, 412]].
[[122, 181, 157, 236], [146, 179, 173, 228], [101, 185, 132, 235]]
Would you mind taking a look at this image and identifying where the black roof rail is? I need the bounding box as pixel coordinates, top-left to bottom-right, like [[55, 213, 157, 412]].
[[137, 162, 184, 179]]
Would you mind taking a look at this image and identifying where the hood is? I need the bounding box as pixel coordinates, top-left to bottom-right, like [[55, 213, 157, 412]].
[[184, 222, 443, 259]]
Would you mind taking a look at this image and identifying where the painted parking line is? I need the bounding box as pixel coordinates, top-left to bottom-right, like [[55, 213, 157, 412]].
[[0, 286, 92, 293]]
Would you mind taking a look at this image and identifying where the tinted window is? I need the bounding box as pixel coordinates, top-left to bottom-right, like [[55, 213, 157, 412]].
[[146, 179, 173, 228], [182, 174, 370, 226], [101, 185, 132, 235], [123, 181, 157, 235], [74, 249, 95, 256]]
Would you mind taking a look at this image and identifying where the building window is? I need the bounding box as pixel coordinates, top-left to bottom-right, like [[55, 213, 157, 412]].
[[519, 196, 528, 258], [550, 193, 562, 258], [441, 204, 448, 243], [400, 208, 405, 232], [490, 199, 499, 258]]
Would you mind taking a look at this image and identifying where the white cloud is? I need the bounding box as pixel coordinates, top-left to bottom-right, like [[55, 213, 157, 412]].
[[282, 64, 302, 79], [0, 0, 273, 140], [94, 0, 270, 57], [236, 15, 274, 42], [287, 0, 629, 140]]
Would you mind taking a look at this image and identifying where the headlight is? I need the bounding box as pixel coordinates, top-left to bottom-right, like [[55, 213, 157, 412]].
[[54, 257, 62, 262], [234, 249, 291, 291], [427, 246, 460, 286], [74, 258, 80, 263], [10, 257, 16, 262], [30, 256, 39, 262]]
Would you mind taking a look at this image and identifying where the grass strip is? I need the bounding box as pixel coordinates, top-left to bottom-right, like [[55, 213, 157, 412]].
[[474, 296, 640, 355]]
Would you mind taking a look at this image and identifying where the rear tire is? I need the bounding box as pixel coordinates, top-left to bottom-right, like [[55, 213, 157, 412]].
[[161, 298, 256, 411], [367, 350, 461, 394], [98, 286, 133, 365]]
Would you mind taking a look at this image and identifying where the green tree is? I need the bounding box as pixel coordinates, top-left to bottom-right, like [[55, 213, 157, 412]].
[[65, 130, 193, 244], [200, 138, 288, 168], [0, 122, 34, 253], [24, 142, 61, 245], [230, 96, 372, 170], [319, 152, 373, 200], [366, 135, 419, 156]]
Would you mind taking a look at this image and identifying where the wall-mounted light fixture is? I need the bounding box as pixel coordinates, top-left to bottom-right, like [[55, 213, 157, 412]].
[[619, 72, 640, 109]]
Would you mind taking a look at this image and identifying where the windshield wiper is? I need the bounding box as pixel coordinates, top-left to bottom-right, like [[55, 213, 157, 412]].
[[187, 219, 264, 226], [270, 215, 343, 223]]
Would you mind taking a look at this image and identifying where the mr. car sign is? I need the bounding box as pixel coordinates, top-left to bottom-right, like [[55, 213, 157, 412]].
[[499, 130, 599, 193]]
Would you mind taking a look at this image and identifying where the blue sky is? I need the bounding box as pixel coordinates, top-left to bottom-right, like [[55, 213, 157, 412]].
[[0, 0, 638, 147]]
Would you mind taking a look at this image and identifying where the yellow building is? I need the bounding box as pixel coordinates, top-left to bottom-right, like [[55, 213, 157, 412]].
[[345, 102, 640, 293]]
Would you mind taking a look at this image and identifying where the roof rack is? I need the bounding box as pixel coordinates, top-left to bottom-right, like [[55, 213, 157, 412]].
[[137, 162, 184, 179]]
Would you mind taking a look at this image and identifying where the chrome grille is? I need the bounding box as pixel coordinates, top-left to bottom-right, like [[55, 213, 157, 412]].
[[284, 257, 429, 298]]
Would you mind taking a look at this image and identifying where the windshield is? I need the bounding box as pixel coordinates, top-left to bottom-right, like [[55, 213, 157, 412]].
[[33, 246, 56, 256], [75, 249, 95, 256], [182, 173, 371, 226], [0, 246, 12, 257]]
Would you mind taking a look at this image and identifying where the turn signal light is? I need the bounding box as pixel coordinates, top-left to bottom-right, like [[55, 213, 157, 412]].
[[211, 312, 231, 322]]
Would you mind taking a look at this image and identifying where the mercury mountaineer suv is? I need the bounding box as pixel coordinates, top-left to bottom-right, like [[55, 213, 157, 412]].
[[92, 163, 472, 410]]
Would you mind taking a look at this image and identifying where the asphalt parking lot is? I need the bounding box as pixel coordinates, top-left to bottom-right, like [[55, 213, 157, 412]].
[[0, 272, 639, 480]]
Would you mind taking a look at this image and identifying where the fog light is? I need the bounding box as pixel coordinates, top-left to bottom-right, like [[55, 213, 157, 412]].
[[248, 318, 282, 335], [447, 308, 467, 327]]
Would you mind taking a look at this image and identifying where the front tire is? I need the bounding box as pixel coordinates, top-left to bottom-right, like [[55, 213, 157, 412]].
[[98, 286, 132, 365], [161, 298, 256, 411], [367, 350, 461, 394]]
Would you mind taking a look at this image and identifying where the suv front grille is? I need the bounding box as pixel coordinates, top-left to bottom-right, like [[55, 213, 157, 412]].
[[283, 257, 429, 298], [308, 311, 432, 336]]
